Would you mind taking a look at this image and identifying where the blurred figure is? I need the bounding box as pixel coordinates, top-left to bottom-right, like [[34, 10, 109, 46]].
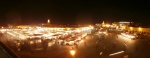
[[84, 41, 86, 46], [117, 35, 118, 38], [113, 41, 117, 48], [96, 45, 98, 50]]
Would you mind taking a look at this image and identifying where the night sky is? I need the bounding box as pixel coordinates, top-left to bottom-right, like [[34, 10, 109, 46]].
[[0, 0, 150, 25]]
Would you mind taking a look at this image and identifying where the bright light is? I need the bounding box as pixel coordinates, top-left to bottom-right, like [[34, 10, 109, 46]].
[[128, 35, 135, 39], [78, 37, 81, 40], [37, 40, 41, 43], [105, 24, 110, 27], [76, 30, 81, 33], [70, 50, 76, 56], [120, 33, 135, 43], [1, 27, 4, 29], [138, 27, 142, 31], [109, 51, 124, 56], [122, 26, 126, 29], [7, 32, 16, 36], [130, 27, 133, 31], [102, 24, 105, 27], [102, 21, 105, 24], [116, 26, 119, 29], [47, 19, 50, 23], [0, 29, 6, 33], [103, 32, 107, 34], [118, 34, 132, 42], [119, 22, 130, 23], [48, 42, 54, 47]]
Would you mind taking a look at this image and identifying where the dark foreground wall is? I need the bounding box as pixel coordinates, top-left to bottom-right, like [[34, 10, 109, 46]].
[[0, 41, 20, 58]]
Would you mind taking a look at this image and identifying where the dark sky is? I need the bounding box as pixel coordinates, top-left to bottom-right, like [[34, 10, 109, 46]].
[[0, 0, 150, 25]]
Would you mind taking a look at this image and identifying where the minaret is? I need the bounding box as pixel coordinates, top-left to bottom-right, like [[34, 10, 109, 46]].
[[102, 21, 105, 25], [102, 21, 105, 27]]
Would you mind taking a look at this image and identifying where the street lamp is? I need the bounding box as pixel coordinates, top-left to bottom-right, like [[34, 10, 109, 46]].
[[70, 49, 76, 56]]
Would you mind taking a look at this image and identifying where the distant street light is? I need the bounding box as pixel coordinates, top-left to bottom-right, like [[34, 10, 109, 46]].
[[47, 19, 50, 24], [70, 49, 76, 56]]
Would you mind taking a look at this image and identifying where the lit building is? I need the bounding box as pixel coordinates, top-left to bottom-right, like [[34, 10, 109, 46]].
[[117, 21, 133, 30], [127, 26, 150, 33]]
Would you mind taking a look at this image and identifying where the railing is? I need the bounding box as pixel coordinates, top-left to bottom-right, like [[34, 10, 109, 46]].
[[0, 41, 20, 58]]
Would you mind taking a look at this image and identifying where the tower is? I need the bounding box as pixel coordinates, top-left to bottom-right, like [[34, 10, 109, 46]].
[[102, 21, 105, 25]]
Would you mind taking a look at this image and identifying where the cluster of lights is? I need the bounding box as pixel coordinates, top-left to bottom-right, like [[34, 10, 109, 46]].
[[1, 25, 93, 41], [130, 27, 133, 30], [121, 33, 135, 39]]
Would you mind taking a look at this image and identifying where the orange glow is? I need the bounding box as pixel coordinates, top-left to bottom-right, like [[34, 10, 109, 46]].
[[130, 27, 133, 30], [70, 50, 76, 56], [105, 24, 110, 27], [138, 27, 142, 31], [1, 27, 4, 29], [47, 19, 50, 23], [102, 24, 105, 27], [123, 26, 126, 29]]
